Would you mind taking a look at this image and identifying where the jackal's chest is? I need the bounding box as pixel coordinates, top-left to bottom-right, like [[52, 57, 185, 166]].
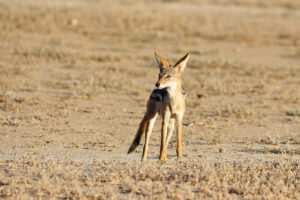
[[150, 88, 185, 115]]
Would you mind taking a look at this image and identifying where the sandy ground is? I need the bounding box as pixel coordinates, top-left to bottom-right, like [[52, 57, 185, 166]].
[[0, 0, 300, 199]]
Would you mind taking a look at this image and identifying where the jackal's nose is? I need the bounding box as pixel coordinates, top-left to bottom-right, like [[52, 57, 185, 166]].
[[155, 83, 160, 87]]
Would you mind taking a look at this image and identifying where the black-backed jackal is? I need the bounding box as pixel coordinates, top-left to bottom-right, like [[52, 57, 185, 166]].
[[128, 52, 189, 162]]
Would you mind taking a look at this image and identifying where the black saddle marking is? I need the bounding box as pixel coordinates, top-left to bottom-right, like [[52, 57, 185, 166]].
[[150, 88, 168, 102]]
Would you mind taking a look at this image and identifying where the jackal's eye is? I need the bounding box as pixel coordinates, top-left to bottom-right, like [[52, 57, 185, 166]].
[[166, 75, 171, 78]]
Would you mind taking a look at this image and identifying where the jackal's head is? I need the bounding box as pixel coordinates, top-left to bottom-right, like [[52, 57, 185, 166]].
[[154, 52, 189, 90]]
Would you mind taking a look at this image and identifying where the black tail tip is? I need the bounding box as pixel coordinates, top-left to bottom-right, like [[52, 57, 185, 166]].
[[128, 143, 137, 154], [128, 140, 139, 154]]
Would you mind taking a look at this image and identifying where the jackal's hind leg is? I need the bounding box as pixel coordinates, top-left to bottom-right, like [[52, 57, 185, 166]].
[[141, 113, 157, 161]]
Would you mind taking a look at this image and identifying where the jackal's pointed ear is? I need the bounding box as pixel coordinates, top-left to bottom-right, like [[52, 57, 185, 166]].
[[174, 53, 189, 75], [155, 52, 170, 69]]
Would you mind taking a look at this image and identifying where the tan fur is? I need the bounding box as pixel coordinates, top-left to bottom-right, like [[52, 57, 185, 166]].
[[128, 52, 189, 162]]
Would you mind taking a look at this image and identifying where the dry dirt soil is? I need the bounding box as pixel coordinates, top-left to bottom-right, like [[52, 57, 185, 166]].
[[0, 0, 300, 199]]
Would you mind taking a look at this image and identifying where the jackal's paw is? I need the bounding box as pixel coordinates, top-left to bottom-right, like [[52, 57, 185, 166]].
[[158, 157, 167, 163], [141, 157, 147, 162], [177, 156, 183, 162]]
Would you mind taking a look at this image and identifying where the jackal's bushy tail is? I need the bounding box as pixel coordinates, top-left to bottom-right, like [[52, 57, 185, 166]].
[[128, 114, 148, 154]]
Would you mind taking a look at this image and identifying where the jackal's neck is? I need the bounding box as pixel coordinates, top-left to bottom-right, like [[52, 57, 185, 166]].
[[166, 79, 182, 99]]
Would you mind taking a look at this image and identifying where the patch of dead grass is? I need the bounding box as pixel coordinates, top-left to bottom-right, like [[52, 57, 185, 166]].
[[0, 159, 299, 199]]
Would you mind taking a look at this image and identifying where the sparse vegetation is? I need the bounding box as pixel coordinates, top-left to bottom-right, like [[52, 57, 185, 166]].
[[0, 159, 299, 199]]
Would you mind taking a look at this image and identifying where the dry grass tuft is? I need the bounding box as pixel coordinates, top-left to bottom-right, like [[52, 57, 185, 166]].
[[287, 110, 300, 117]]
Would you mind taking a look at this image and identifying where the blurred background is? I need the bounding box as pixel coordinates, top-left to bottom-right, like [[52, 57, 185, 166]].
[[0, 0, 300, 162]]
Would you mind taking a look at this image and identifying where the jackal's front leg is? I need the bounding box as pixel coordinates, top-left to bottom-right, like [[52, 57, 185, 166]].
[[176, 115, 183, 159], [166, 118, 175, 148], [159, 112, 170, 162]]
